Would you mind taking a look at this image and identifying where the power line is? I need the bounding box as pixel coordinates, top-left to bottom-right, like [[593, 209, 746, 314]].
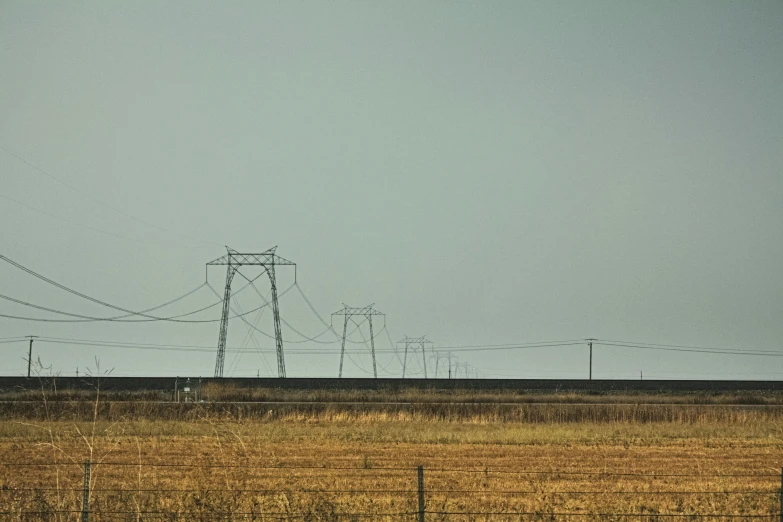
[[0, 254, 212, 321], [435, 341, 585, 353], [0, 143, 219, 247], [0, 284, 210, 322], [597, 339, 783, 356], [294, 282, 384, 345], [225, 289, 272, 377], [32, 338, 399, 356], [596, 341, 783, 357], [233, 271, 337, 344], [0, 257, 275, 323], [436, 340, 585, 350], [9, 334, 783, 359], [0, 295, 267, 323], [0, 193, 203, 248], [227, 275, 374, 345]]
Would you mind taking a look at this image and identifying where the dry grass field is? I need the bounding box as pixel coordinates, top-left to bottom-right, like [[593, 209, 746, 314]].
[[0, 387, 782, 520]]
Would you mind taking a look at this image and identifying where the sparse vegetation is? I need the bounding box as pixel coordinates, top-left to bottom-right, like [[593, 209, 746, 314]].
[[1, 385, 781, 519]]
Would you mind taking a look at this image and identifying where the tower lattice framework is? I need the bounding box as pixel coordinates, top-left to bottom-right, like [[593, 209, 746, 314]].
[[332, 304, 385, 378], [207, 247, 295, 378], [399, 336, 433, 378]]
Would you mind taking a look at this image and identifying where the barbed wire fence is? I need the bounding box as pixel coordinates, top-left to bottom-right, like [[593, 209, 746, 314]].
[[1, 461, 782, 521]]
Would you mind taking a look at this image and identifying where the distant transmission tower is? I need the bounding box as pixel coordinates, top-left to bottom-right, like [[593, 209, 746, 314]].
[[207, 247, 296, 378], [332, 304, 385, 378], [399, 336, 433, 378]]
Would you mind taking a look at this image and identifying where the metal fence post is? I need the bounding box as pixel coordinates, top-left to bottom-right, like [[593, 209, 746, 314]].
[[417, 465, 425, 522], [82, 460, 91, 522]]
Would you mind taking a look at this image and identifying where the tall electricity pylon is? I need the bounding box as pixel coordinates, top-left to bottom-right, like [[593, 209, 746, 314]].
[[207, 247, 295, 378], [332, 304, 385, 378], [399, 336, 433, 378]]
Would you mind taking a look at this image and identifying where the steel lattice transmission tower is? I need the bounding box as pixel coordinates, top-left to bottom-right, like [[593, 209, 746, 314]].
[[207, 247, 296, 378], [332, 304, 385, 378], [399, 336, 433, 378]]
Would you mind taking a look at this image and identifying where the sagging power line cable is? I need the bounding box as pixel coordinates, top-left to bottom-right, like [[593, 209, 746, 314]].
[[293, 282, 383, 345], [383, 327, 406, 369], [436, 340, 586, 350], [226, 291, 272, 377], [342, 317, 375, 375], [0, 293, 268, 323], [595, 341, 783, 357], [233, 272, 375, 345], [0, 284, 209, 322], [0, 257, 270, 323], [33, 337, 390, 355], [205, 280, 297, 338], [232, 271, 337, 343]]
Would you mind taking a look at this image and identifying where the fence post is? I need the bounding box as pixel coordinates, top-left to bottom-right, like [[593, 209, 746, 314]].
[[81, 460, 91, 522], [417, 465, 425, 522], [779, 467, 782, 522]]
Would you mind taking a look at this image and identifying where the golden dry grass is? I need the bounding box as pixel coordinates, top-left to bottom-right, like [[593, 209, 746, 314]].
[[1, 412, 782, 521]]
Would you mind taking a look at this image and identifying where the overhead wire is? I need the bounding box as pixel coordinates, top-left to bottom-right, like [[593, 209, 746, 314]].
[[293, 282, 383, 345], [232, 272, 379, 346], [0, 296, 266, 324], [0, 285, 208, 322], [595, 339, 783, 357], [0, 261, 272, 323], [0, 193, 196, 247], [226, 290, 271, 377], [343, 318, 402, 376], [0, 253, 204, 320], [206, 280, 307, 344], [232, 271, 337, 344], [204, 280, 296, 337], [30, 337, 412, 356], [0, 143, 219, 247], [383, 327, 406, 369], [344, 316, 376, 375], [14, 332, 783, 359]]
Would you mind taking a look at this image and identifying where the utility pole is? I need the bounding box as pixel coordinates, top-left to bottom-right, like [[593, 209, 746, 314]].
[[206, 247, 296, 378], [332, 305, 385, 378], [25, 336, 37, 378], [586, 339, 596, 380], [399, 336, 434, 379]]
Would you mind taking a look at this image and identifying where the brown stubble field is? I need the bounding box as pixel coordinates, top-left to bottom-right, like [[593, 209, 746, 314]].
[[0, 394, 782, 520]]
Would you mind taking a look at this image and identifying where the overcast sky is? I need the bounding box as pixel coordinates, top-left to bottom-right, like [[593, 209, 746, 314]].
[[1, 1, 781, 379]]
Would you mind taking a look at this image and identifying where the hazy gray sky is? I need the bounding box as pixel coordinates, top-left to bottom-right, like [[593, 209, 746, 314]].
[[1, 1, 781, 379]]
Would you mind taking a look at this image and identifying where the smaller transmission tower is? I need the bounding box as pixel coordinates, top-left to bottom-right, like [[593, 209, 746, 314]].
[[332, 304, 385, 378], [399, 336, 433, 378]]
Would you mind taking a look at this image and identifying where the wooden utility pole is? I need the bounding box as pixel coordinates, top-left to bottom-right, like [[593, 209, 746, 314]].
[[586, 339, 596, 380], [26, 336, 37, 378]]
